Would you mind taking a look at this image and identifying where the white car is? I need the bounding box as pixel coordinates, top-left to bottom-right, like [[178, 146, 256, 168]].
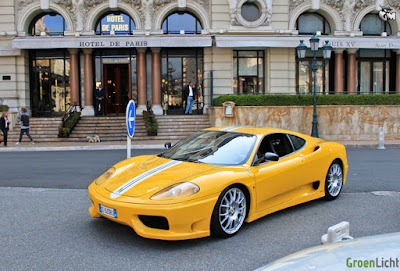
[[256, 232, 400, 271]]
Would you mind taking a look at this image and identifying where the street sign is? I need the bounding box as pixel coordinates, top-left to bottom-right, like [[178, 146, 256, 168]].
[[126, 100, 135, 139]]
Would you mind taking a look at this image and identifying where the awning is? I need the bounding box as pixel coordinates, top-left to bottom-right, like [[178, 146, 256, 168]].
[[12, 35, 212, 49], [215, 36, 400, 50]]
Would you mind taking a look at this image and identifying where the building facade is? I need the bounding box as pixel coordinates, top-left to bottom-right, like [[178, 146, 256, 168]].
[[0, 0, 399, 117]]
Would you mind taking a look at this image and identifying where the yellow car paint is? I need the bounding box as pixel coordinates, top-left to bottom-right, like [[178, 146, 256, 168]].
[[88, 127, 348, 240]]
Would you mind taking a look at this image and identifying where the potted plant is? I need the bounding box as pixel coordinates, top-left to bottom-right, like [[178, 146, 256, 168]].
[[143, 108, 158, 136], [58, 111, 81, 138]]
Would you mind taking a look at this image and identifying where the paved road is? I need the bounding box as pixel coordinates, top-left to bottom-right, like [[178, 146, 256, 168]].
[[1, 148, 400, 270], [0, 149, 163, 189], [1, 148, 400, 192]]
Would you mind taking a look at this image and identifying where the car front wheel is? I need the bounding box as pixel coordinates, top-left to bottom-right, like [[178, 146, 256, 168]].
[[324, 161, 343, 200], [211, 186, 247, 238]]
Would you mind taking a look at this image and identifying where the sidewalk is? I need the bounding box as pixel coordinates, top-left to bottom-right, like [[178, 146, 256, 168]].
[[0, 139, 399, 152], [0, 140, 177, 152]]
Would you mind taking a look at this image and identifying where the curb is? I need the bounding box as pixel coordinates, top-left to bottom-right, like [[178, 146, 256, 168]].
[[0, 144, 165, 152]]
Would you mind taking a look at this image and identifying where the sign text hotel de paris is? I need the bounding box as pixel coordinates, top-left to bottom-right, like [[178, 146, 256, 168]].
[[79, 40, 148, 48]]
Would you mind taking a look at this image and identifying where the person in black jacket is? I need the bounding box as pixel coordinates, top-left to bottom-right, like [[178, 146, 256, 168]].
[[95, 84, 105, 116], [0, 112, 10, 147], [183, 82, 197, 115], [16, 107, 34, 145]]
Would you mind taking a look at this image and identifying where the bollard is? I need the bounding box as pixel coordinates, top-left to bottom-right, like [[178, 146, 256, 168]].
[[321, 221, 353, 244], [377, 127, 386, 150]]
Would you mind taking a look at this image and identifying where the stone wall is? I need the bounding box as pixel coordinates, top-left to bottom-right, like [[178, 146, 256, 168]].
[[209, 105, 400, 140]]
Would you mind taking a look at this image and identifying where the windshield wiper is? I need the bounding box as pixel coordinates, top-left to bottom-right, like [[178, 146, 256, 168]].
[[187, 158, 205, 164]]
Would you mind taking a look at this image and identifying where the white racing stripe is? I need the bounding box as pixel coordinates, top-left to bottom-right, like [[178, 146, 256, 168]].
[[110, 160, 182, 199]]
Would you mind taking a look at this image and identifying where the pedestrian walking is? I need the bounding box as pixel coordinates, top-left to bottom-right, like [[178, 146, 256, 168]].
[[16, 107, 34, 145], [183, 81, 197, 115], [0, 112, 10, 147]]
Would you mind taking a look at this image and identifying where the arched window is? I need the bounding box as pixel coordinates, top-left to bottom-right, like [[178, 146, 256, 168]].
[[96, 12, 135, 35], [29, 13, 66, 36], [296, 12, 331, 35], [162, 12, 202, 34], [360, 13, 392, 36]]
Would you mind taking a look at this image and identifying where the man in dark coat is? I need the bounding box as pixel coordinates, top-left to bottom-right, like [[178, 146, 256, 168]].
[[0, 112, 10, 147], [183, 81, 197, 115], [95, 84, 105, 116]]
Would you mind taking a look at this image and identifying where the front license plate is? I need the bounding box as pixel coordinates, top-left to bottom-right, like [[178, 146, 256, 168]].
[[99, 204, 117, 218]]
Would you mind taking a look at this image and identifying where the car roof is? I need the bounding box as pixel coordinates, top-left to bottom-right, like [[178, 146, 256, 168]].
[[205, 126, 315, 139]]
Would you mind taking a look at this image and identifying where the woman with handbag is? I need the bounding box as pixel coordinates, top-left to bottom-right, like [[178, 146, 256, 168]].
[[0, 112, 10, 147]]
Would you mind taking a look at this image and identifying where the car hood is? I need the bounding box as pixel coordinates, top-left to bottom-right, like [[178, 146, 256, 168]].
[[105, 155, 218, 199], [255, 232, 400, 271]]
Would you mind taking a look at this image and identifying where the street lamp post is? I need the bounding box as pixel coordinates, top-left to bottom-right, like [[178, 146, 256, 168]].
[[296, 35, 332, 138]]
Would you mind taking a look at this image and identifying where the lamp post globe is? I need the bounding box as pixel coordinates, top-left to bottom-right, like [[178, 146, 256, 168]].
[[296, 40, 307, 60], [323, 40, 332, 60], [309, 34, 320, 51]]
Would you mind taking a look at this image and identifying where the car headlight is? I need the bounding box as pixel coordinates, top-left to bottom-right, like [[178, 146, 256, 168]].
[[150, 182, 200, 200], [95, 167, 116, 185]]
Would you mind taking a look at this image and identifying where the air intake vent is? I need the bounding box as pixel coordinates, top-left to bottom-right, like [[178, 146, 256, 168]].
[[139, 215, 169, 230]]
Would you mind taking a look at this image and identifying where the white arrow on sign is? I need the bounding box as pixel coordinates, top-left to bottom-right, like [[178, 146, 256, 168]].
[[128, 111, 135, 129]]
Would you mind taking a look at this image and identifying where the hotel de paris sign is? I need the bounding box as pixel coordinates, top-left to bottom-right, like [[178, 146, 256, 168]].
[[11, 36, 399, 50], [11, 36, 212, 49]]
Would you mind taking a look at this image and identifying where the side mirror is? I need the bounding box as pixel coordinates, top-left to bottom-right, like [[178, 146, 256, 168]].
[[265, 152, 279, 161], [164, 142, 172, 150]]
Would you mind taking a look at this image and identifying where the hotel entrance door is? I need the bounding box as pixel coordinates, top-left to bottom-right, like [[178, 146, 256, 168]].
[[104, 64, 129, 115]]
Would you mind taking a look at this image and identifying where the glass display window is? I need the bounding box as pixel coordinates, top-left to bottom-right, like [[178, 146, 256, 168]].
[[233, 50, 264, 94], [29, 50, 70, 117]]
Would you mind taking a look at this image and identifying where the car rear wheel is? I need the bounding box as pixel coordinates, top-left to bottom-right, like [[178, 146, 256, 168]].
[[324, 161, 343, 200], [211, 186, 247, 238]]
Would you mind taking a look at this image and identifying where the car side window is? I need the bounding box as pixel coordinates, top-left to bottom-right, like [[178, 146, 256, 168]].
[[267, 134, 293, 157], [253, 137, 275, 165], [288, 134, 306, 150]]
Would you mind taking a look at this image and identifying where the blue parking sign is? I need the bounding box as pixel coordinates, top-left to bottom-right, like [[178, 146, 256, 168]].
[[126, 100, 135, 139]]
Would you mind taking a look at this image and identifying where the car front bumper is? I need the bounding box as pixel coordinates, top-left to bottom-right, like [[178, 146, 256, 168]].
[[88, 184, 219, 241]]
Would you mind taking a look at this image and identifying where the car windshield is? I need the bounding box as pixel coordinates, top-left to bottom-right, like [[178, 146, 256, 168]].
[[159, 131, 257, 166]]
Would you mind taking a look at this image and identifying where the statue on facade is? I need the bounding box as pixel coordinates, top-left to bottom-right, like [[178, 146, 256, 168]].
[[72, 0, 86, 31], [342, 0, 356, 31], [139, 0, 154, 31]]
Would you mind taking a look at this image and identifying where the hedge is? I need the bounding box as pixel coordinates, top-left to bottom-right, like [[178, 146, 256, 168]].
[[0, 105, 9, 112], [213, 94, 400, 106]]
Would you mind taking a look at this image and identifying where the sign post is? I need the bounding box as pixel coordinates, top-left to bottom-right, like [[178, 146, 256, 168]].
[[126, 100, 135, 158]]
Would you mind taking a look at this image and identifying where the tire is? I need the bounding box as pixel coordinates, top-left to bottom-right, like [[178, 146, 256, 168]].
[[324, 160, 343, 200], [211, 186, 247, 238]]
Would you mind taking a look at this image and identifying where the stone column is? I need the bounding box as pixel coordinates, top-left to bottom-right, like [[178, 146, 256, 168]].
[[151, 48, 163, 115], [68, 49, 80, 111], [334, 49, 344, 94], [347, 49, 358, 94], [396, 50, 400, 93], [81, 49, 95, 116], [136, 48, 147, 115]]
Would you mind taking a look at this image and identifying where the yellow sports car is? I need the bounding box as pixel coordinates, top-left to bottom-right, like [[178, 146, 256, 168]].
[[88, 127, 348, 240]]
